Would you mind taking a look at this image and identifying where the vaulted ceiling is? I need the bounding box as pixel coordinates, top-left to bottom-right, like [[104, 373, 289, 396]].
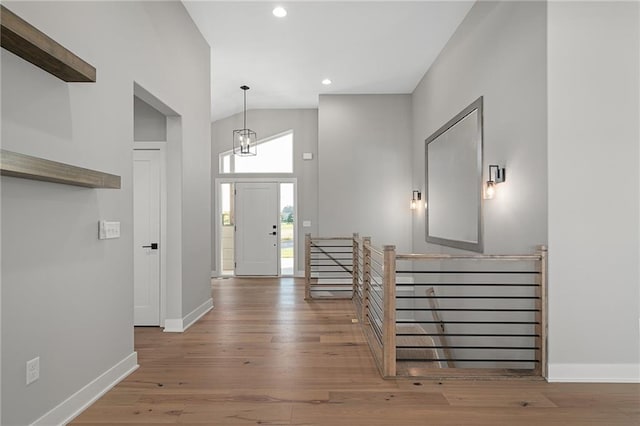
[[183, 1, 474, 121]]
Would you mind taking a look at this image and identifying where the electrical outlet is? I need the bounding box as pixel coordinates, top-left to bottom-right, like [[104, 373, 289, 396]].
[[26, 357, 39, 385]]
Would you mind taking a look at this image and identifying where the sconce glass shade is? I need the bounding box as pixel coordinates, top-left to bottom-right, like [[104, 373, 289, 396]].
[[484, 165, 505, 199], [484, 180, 496, 199], [410, 190, 421, 210], [233, 128, 257, 156]]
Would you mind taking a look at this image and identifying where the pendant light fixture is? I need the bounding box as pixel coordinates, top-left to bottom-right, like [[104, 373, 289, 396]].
[[233, 85, 257, 156]]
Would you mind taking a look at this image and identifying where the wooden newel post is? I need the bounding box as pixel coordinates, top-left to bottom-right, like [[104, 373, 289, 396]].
[[305, 233, 311, 300], [382, 244, 396, 378], [535, 245, 548, 379], [352, 233, 359, 299], [362, 237, 372, 324]]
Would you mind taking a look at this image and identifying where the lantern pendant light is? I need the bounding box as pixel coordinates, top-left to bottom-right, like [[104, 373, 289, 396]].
[[233, 85, 257, 156]]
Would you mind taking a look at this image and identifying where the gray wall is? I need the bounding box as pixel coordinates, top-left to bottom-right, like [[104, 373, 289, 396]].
[[411, 0, 639, 379], [211, 109, 318, 274], [411, 0, 548, 255], [318, 94, 413, 252], [547, 1, 639, 379], [1, 1, 211, 424], [407, 0, 547, 370], [134, 96, 167, 141]]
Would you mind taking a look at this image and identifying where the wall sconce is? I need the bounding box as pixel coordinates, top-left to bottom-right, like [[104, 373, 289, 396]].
[[485, 165, 506, 199], [410, 190, 421, 210]]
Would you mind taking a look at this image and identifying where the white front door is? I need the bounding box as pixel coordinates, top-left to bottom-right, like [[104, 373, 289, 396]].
[[133, 149, 161, 325], [235, 182, 279, 276]]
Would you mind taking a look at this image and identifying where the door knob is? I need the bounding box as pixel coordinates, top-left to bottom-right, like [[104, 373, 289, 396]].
[[142, 243, 158, 249], [269, 232, 277, 236]]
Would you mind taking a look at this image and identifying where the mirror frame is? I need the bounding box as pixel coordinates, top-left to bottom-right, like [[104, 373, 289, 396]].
[[425, 96, 484, 252]]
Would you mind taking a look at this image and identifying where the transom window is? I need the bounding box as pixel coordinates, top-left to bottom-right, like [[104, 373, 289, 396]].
[[219, 130, 293, 174]]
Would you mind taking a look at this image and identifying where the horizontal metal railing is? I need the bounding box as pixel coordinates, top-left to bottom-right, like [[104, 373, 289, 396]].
[[304, 235, 354, 300], [393, 250, 546, 378], [350, 234, 395, 376], [305, 233, 547, 379]]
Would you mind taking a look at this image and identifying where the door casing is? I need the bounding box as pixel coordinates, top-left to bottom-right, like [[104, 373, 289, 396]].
[[214, 177, 297, 277]]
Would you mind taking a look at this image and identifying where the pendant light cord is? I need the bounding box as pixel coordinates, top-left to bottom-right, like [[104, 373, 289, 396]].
[[240, 85, 250, 131]]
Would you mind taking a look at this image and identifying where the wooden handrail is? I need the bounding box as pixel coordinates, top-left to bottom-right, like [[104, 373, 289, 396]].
[[308, 236, 353, 241], [366, 243, 384, 258], [396, 253, 541, 260]]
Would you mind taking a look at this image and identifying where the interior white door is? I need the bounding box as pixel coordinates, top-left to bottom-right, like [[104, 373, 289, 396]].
[[235, 182, 279, 276], [133, 150, 161, 325]]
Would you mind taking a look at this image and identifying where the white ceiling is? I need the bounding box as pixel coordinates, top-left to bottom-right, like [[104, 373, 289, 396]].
[[183, 1, 475, 121]]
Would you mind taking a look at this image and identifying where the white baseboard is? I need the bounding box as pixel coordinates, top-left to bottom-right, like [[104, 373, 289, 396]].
[[183, 298, 213, 330], [163, 318, 184, 332], [548, 363, 640, 383], [31, 352, 138, 426], [163, 298, 213, 333]]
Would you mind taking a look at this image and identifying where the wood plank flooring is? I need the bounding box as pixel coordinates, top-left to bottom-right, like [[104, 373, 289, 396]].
[[72, 277, 639, 425]]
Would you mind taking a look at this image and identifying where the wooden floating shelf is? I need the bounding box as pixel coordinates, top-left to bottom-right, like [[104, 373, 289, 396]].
[[0, 5, 96, 82], [0, 150, 120, 189]]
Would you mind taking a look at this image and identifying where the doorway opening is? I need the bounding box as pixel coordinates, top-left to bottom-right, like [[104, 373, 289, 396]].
[[133, 82, 182, 332], [216, 178, 297, 277]]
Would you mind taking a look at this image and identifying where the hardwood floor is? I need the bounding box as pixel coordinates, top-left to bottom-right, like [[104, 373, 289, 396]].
[[72, 277, 639, 425]]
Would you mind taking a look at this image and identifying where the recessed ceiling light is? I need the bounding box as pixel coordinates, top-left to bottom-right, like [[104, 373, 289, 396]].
[[272, 7, 287, 18], [322, 78, 332, 85]]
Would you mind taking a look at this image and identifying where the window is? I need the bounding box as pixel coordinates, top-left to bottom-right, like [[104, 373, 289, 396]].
[[220, 130, 293, 174], [220, 183, 233, 226], [280, 183, 295, 275]]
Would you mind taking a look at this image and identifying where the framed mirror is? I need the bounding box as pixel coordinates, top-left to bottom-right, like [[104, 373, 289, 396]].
[[425, 97, 483, 252]]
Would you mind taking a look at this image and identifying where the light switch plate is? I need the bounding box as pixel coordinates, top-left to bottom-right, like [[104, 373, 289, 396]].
[[303, 152, 313, 160], [26, 357, 39, 385], [302, 220, 311, 227], [99, 221, 121, 239]]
